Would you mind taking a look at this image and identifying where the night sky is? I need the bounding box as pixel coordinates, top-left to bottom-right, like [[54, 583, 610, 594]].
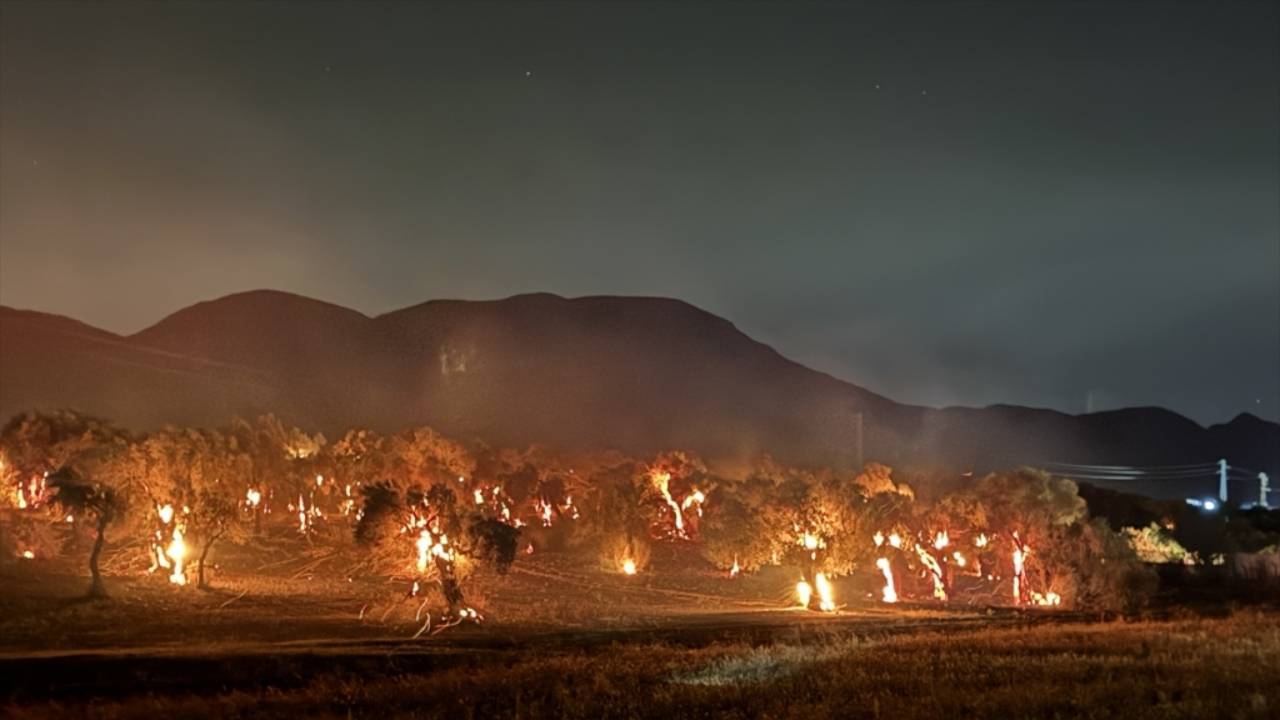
[[1, 1, 1276, 424]]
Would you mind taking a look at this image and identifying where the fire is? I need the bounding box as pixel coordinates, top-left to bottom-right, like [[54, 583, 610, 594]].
[[795, 579, 812, 608], [933, 531, 949, 550], [814, 572, 836, 612], [621, 558, 637, 575], [416, 529, 432, 573], [975, 533, 989, 548], [1012, 543, 1027, 605], [729, 555, 740, 578], [888, 532, 902, 548], [873, 531, 885, 547], [876, 557, 898, 603], [680, 488, 705, 518], [245, 488, 262, 508], [651, 470, 686, 535], [158, 503, 175, 525], [166, 528, 187, 585], [1030, 591, 1062, 606], [915, 544, 947, 601]]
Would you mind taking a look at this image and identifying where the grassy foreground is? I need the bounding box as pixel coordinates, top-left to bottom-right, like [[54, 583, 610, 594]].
[[5, 611, 1276, 719]]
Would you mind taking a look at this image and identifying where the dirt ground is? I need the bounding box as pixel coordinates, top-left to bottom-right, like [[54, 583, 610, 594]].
[[1, 540, 1274, 718]]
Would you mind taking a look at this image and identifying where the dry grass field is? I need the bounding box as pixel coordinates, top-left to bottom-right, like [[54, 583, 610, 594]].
[[1, 542, 1277, 719]]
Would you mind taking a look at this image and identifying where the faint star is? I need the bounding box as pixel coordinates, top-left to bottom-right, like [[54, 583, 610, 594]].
[[874, 83, 881, 90], [525, 70, 532, 77]]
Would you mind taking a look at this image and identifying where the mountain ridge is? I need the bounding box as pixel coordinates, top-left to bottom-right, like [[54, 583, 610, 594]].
[[2, 291, 1276, 493]]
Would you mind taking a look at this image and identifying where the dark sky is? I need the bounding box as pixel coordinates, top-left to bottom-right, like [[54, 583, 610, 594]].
[[2, 1, 1277, 424]]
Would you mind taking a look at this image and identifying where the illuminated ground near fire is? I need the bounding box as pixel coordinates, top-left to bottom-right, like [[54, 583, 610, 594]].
[[2, 542, 1277, 719]]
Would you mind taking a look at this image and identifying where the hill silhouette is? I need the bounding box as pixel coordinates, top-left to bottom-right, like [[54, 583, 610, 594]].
[[2, 291, 1275, 492]]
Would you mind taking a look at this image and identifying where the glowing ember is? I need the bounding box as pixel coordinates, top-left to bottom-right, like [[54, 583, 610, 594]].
[[876, 557, 898, 603], [975, 533, 989, 548], [621, 558, 637, 575], [873, 531, 885, 547], [952, 551, 967, 567], [1030, 591, 1062, 607], [888, 532, 902, 549], [245, 488, 262, 508], [20, 550, 34, 559], [157, 504, 175, 525]]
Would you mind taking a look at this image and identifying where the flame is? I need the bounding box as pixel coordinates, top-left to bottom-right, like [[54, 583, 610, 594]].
[[876, 557, 898, 603], [681, 488, 705, 518], [157, 504, 175, 525], [873, 531, 885, 547], [952, 551, 967, 567], [814, 572, 836, 612], [795, 579, 812, 608], [933, 531, 949, 550], [245, 488, 262, 508], [166, 528, 186, 585], [1012, 543, 1027, 605], [20, 550, 34, 559], [915, 545, 947, 601], [651, 470, 685, 535], [729, 555, 740, 578], [416, 529, 432, 573], [621, 558, 637, 575], [975, 533, 989, 548], [474, 488, 485, 505], [888, 533, 902, 549]]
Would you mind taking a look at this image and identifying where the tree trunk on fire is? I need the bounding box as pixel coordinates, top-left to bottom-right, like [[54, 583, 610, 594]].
[[87, 514, 108, 599]]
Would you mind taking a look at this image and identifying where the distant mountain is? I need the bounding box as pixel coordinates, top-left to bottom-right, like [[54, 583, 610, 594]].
[[2, 291, 1276, 493]]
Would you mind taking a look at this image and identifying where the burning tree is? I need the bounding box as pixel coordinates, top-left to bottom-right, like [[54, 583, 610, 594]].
[[701, 460, 913, 610], [897, 468, 1155, 610], [582, 459, 652, 573], [356, 479, 519, 626], [184, 429, 253, 588], [640, 451, 709, 541], [1, 410, 119, 512], [354, 427, 520, 627], [46, 453, 128, 599]]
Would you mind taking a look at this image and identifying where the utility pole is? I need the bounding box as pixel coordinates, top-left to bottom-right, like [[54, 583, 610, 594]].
[[1218, 458, 1229, 503], [1261, 473, 1271, 509]]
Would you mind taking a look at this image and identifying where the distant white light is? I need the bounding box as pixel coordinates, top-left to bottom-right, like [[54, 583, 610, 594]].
[[1203, 499, 1218, 512]]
